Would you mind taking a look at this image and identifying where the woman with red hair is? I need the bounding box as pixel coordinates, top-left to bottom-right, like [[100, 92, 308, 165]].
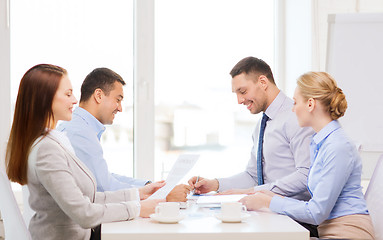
[[6, 64, 161, 240]]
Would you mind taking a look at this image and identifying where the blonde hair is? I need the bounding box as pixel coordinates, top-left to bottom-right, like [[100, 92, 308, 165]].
[[297, 72, 347, 120]]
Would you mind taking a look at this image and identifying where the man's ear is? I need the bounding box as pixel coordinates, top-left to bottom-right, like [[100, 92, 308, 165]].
[[258, 75, 268, 90], [307, 98, 315, 113], [93, 88, 103, 104]]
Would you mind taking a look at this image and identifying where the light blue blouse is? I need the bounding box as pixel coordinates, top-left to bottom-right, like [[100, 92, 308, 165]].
[[270, 120, 369, 225]]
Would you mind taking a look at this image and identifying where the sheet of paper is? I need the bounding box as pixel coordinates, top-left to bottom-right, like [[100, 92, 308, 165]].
[[148, 154, 199, 199], [196, 194, 247, 205]]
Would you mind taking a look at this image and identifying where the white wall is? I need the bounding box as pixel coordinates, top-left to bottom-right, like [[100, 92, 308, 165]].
[[278, 0, 383, 179], [276, 0, 383, 96], [0, 0, 11, 170], [312, 0, 383, 71], [0, 0, 10, 237], [312, 0, 383, 179]]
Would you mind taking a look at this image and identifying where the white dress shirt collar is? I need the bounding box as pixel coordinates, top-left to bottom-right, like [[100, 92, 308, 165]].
[[264, 90, 285, 120]]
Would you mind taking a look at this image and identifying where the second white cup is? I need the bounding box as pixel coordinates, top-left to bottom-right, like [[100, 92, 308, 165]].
[[155, 202, 180, 218], [221, 202, 247, 220]]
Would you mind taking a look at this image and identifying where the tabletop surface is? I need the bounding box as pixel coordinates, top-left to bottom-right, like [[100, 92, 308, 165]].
[[101, 202, 309, 240]]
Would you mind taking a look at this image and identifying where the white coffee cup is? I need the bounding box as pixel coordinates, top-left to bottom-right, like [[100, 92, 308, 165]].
[[221, 202, 247, 220], [155, 202, 180, 218]]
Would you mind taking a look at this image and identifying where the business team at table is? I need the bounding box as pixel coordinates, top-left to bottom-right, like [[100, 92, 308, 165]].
[[4, 57, 374, 240]]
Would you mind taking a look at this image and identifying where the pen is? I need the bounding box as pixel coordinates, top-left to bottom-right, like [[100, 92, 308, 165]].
[[193, 176, 200, 195]]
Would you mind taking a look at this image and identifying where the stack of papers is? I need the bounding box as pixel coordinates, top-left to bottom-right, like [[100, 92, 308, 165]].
[[196, 194, 247, 207]]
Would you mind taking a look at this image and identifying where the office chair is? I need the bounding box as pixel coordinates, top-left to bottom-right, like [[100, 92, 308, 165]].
[[364, 154, 383, 240], [0, 170, 31, 240]]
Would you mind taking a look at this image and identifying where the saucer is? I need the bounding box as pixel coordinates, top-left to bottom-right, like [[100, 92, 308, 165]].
[[150, 213, 186, 224], [215, 213, 251, 223]]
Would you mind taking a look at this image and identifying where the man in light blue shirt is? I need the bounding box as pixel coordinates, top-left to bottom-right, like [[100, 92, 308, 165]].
[[58, 106, 147, 191], [57, 68, 148, 191], [58, 68, 191, 201]]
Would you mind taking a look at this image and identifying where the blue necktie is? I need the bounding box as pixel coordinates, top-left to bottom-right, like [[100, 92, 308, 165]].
[[257, 113, 269, 185]]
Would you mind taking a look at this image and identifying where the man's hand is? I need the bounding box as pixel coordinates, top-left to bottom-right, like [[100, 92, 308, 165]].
[[166, 184, 192, 202], [138, 180, 166, 200], [139, 199, 164, 218], [238, 192, 272, 211], [188, 176, 219, 194], [217, 187, 255, 195]]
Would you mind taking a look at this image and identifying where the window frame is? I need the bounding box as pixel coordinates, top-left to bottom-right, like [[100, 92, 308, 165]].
[[0, 0, 11, 170], [133, 0, 155, 180]]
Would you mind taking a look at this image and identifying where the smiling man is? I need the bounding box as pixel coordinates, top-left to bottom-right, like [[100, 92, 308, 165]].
[[57, 68, 191, 202], [188, 57, 317, 236], [189, 56, 314, 200], [57, 68, 148, 192]]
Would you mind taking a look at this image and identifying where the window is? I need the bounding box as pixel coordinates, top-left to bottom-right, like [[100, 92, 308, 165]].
[[6, 0, 276, 189], [154, 0, 275, 181], [10, 0, 135, 183]]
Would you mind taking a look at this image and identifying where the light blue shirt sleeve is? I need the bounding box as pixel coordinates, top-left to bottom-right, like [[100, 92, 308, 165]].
[[270, 121, 368, 225], [270, 145, 353, 225], [69, 131, 146, 191], [57, 108, 147, 192]]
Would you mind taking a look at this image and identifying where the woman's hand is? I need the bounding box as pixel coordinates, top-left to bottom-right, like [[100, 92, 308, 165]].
[[238, 192, 272, 211], [138, 181, 166, 200], [139, 199, 164, 218]]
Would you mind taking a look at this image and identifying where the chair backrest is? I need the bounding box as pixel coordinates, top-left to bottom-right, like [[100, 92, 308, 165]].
[[0, 170, 31, 240], [365, 154, 383, 240]]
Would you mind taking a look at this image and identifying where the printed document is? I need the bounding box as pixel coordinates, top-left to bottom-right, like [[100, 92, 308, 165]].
[[196, 194, 247, 206], [148, 154, 199, 199]]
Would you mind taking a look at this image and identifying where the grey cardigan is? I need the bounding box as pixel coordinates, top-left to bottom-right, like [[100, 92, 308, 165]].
[[27, 132, 140, 240]]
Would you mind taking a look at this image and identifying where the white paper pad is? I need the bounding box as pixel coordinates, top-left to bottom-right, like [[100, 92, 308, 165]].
[[196, 194, 247, 206], [148, 154, 199, 199]]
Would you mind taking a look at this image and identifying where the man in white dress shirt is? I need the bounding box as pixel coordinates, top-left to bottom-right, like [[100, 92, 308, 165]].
[[189, 57, 313, 201]]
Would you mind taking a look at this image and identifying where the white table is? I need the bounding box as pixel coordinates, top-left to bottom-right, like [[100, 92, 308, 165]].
[[102, 204, 309, 240]]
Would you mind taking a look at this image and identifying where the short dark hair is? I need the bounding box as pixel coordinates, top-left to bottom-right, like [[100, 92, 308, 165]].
[[80, 68, 126, 103], [230, 56, 275, 84]]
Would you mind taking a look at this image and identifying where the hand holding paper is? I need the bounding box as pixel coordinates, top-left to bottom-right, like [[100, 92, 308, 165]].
[[148, 154, 199, 199]]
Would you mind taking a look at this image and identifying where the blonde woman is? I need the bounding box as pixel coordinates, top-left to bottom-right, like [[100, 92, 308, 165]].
[[239, 72, 374, 239]]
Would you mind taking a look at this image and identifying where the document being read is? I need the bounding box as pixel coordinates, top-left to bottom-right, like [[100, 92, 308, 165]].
[[148, 154, 199, 199]]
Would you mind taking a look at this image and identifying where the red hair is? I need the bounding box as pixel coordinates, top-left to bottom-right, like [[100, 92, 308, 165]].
[[6, 64, 67, 184]]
